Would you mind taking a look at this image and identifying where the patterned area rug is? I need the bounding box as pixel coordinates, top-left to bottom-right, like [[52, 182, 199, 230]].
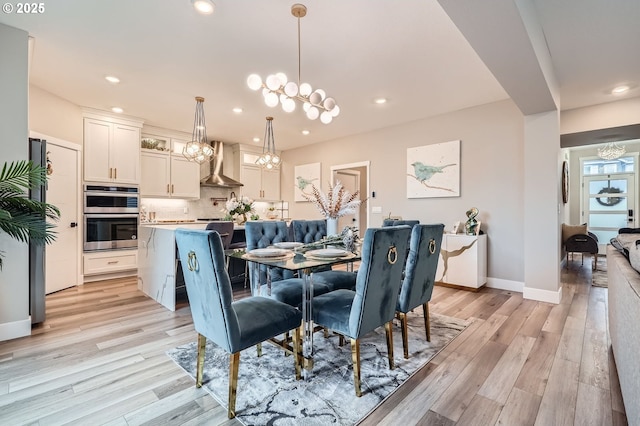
[[592, 256, 608, 287], [167, 312, 469, 425]]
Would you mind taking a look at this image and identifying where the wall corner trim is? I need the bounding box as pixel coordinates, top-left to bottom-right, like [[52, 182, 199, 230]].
[[0, 317, 31, 342], [486, 277, 524, 293], [523, 285, 562, 304]]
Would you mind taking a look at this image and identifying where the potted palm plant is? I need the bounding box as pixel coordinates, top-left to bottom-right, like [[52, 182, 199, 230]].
[[0, 160, 60, 270]]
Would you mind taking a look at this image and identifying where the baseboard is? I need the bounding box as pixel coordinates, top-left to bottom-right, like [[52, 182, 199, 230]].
[[0, 317, 31, 342], [486, 277, 524, 293], [523, 285, 562, 304]]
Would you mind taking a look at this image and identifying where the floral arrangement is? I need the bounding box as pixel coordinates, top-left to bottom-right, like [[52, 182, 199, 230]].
[[303, 180, 361, 219], [224, 196, 254, 220]]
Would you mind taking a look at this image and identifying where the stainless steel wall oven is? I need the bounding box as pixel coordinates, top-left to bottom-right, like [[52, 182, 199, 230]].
[[83, 185, 139, 251]]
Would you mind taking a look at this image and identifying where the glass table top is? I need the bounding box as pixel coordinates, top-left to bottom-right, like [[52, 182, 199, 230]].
[[226, 247, 360, 271]]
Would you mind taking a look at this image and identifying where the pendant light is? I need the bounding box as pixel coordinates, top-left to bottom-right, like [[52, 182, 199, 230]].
[[183, 96, 215, 164], [256, 117, 281, 170]]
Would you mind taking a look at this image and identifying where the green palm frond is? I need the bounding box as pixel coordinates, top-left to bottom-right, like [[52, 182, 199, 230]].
[[0, 160, 60, 270]]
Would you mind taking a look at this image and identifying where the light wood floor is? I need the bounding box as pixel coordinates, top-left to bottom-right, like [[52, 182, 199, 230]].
[[0, 260, 627, 425]]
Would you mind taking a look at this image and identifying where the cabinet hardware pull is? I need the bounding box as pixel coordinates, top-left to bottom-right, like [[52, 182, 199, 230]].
[[167, 184, 170, 194], [107, 261, 119, 264], [114, 168, 117, 179], [109, 168, 113, 178], [171, 184, 174, 194]]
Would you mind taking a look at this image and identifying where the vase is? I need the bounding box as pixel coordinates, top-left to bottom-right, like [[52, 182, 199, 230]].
[[326, 217, 339, 236], [236, 213, 247, 225]]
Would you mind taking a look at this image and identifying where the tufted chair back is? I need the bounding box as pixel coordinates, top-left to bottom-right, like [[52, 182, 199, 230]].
[[291, 219, 327, 243], [245, 221, 296, 284], [382, 219, 420, 228]]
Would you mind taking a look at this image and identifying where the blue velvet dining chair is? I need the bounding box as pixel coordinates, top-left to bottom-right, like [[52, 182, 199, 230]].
[[396, 224, 444, 358], [174, 228, 303, 419], [382, 219, 420, 227], [290, 219, 358, 291], [311, 225, 411, 396], [245, 221, 332, 306]]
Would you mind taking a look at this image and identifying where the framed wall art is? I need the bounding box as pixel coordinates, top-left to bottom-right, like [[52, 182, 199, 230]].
[[407, 140, 460, 198], [294, 162, 321, 201]]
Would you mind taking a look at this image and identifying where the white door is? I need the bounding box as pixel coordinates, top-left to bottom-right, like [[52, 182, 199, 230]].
[[45, 142, 80, 293], [583, 173, 635, 252], [334, 170, 360, 232]]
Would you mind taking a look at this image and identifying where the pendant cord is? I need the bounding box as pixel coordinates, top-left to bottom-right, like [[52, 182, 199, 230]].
[[297, 16, 301, 87]]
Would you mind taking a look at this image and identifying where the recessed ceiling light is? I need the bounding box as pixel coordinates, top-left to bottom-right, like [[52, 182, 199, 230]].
[[192, 0, 214, 15], [302, 130, 310, 135], [105, 76, 120, 84], [253, 137, 260, 143], [232, 107, 243, 113], [612, 85, 630, 95], [374, 98, 387, 104], [111, 107, 123, 113]]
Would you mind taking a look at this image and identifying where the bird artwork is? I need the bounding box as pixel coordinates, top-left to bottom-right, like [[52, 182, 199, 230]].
[[409, 161, 457, 193], [407, 140, 460, 198], [296, 176, 317, 193]]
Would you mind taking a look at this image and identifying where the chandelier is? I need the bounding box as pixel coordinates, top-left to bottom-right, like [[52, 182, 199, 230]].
[[597, 142, 626, 160], [257, 117, 281, 170], [246, 4, 340, 124], [183, 96, 215, 164]]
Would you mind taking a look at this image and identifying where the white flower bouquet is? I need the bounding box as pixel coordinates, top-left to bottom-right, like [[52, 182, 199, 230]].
[[225, 196, 254, 219]]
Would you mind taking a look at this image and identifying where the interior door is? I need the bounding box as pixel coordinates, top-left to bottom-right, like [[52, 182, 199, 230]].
[[583, 173, 635, 252], [333, 170, 360, 232], [46, 142, 80, 293]]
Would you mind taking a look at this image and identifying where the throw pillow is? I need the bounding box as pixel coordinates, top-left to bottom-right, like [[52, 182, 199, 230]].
[[562, 223, 587, 242]]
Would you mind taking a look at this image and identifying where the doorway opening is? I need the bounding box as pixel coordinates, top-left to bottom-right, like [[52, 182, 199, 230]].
[[580, 154, 638, 253], [330, 161, 370, 232]]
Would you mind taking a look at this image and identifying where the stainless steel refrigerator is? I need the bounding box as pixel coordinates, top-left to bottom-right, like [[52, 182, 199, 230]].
[[29, 137, 46, 324]]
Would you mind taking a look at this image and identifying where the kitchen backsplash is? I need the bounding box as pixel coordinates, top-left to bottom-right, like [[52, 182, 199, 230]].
[[141, 186, 286, 221]]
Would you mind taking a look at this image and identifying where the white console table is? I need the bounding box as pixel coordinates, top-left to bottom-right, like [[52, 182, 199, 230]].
[[435, 233, 487, 290]]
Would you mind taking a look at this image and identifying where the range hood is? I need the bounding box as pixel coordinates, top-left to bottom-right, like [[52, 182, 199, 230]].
[[200, 141, 243, 188]]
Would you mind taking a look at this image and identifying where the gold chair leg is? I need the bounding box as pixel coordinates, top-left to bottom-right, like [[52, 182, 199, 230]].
[[351, 338, 362, 397], [385, 321, 395, 370], [400, 312, 409, 359], [324, 327, 329, 338], [228, 352, 240, 419], [423, 302, 431, 342], [196, 333, 206, 388], [256, 342, 262, 357], [284, 331, 290, 356], [293, 326, 302, 380]]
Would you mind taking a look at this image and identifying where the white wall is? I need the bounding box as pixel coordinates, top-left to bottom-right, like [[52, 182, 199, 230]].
[[561, 97, 640, 135], [282, 99, 525, 285], [0, 23, 31, 341], [29, 85, 83, 145]]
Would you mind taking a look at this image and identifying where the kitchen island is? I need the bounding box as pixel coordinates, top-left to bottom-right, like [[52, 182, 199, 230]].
[[138, 222, 245, 311]]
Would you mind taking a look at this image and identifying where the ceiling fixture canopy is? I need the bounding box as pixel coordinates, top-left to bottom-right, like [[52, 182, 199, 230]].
[[597, 142, 626, 160], [183, 96, 215, 164], [256, 117, 281, 170], [246, 4, 340, 124]]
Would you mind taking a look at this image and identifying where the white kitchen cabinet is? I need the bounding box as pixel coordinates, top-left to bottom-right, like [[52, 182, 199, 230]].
[[84, 116, 142, 184], [83, 249, 138, 276], [140, 136, 200, 199], [235, 147, 280, 200], [436, 234, 487, 290]]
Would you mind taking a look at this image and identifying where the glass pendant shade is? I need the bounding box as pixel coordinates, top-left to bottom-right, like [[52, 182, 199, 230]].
[[245, 4, 339, 123], [182, 96, 214, 164], [597, 142, 626, 160], [256, 117, 281, 171]]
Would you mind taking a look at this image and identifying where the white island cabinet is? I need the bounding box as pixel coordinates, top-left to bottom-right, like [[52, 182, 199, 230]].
[[137, 223, 207, 311]]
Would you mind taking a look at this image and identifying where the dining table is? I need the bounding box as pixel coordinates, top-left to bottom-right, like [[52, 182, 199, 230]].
[[226, 244, 360, 378]]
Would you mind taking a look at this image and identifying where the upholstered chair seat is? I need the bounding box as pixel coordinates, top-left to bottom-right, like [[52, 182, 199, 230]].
[[175, 228, 303, 419], [396, 224, 444, 358], [311, 225, 411, 396], [246, 221, 333, 306]]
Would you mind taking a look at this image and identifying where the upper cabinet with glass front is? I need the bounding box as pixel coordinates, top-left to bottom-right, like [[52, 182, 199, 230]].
[[233, 144, 281, 201], [140, 131, 200, 199], [83, 112, 143, 184]]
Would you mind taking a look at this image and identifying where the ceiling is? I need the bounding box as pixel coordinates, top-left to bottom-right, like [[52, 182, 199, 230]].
[[1, 0, 639, 150]]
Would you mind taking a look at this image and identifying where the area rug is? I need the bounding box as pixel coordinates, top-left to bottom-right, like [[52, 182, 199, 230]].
[[167, 312, 469, 425], [592, 256, 608, 287]]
